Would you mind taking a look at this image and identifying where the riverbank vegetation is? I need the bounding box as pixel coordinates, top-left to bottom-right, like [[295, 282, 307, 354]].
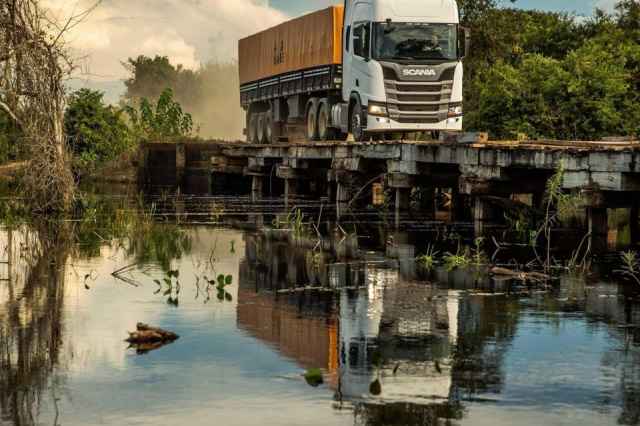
[[462, 0, 640, 140], [1, 0, 639, 215]]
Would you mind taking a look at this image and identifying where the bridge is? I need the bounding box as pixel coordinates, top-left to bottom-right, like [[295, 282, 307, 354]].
[[139, 136, 640, 251]]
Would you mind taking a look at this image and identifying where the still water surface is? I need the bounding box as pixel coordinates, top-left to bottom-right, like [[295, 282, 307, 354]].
[[1, 214, 639, 425]]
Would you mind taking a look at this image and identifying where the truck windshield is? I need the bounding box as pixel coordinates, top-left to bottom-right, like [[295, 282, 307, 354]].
[[373, 23, 457, 61]]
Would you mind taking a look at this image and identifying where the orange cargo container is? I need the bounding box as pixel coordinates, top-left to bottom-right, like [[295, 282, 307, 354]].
[[239, 6, 344, 86]]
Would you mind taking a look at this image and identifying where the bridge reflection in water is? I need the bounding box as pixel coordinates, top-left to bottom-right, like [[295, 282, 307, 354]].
[[235, 230, 640, 426], [1, 221, 640, 426]]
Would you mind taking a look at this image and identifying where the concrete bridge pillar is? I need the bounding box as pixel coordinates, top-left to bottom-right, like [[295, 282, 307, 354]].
[[284, 179, 298, 209], [251, 176, 264, 203], [418, 186, 436, 218], [395, 188, 411, 228], [176, 143, 186, 188], [448, 185, 470, 222], [473, 197, 502, 236], [336, 183, 354, 219], [588, 207, 609, 253]]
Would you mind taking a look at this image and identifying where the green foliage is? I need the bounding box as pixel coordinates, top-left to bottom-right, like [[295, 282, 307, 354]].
[[443, 246, 472, 271], [127, 88, 194, 142], [464, 2, 640, 140], [273, 208, 308, 235], [618, 250, 640, 286], [64, 89, 134, 173], [123, 55, 243, 139], [418, 245, 440, 271], [304, 368, 324, 387]]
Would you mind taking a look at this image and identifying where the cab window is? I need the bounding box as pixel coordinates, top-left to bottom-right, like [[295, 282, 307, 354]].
[[352, 22, 371, 58]]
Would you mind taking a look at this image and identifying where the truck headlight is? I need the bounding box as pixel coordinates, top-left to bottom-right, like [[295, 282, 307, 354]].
[[368, 102, 388, 117], [448, 104, 463, 117]]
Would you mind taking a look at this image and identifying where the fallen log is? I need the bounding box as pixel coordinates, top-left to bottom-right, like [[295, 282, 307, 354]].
[[490, 267, 551, 282], [126, 323, 179, 344]]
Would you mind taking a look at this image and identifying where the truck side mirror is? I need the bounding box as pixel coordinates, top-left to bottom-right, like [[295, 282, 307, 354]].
[[459, 26, 471, 59]]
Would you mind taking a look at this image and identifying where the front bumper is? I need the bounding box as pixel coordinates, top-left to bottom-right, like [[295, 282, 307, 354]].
[[366, 114, 463, 132]]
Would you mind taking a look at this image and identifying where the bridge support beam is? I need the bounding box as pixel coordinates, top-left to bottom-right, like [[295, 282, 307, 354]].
[[284, 179, 298, 208], [588, 207, 609, 253], [395, 188, 411, 228], [251, 176, 264, 203], [176, 143, 186, 188]]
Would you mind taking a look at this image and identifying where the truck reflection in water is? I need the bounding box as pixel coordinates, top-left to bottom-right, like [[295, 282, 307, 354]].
[[236, 230, 640, 426]]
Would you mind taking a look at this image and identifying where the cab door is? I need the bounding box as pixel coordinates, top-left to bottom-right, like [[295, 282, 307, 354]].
[[342, 2, 373, 105]]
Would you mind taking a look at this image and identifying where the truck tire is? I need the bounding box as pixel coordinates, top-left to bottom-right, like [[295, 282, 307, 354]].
[[306, 99, 320, 141], [317, 100, 332, 141], [257, 113, 267, 144], [248, 113, 259, 143], [350, 99, 368, 142], [264, 110, 275, 144]]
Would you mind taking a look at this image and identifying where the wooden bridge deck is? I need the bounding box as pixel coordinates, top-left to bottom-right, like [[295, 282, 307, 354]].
[[139, 137, 640, 250]]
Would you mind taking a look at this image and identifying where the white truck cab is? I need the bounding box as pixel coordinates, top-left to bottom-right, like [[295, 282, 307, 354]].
[[337, 0, 468, 140]]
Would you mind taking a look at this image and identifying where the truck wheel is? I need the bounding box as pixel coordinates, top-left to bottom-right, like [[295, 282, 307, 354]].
[[248, 113, 259, 143], [264, 110, 275, 143], [306, 101, 319, 141], [350, 100, 368, 142], [257, 113, 267, 144], [317, 100, 333, 141]]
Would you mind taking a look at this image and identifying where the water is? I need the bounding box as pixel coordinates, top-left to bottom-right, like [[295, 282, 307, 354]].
[[1, 200, 640, 426]]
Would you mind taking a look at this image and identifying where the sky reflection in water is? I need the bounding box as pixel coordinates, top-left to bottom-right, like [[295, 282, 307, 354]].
[[0, 224, 639, 426]]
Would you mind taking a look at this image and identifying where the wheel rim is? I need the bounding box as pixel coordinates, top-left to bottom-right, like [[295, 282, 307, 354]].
[[318, 107, 328, 140], [249, 116, 258, 143], [307, 110, 316, 139], [265, 115, 272, 143], [257, 116, 265, 143], [352, 110, 362, 140]]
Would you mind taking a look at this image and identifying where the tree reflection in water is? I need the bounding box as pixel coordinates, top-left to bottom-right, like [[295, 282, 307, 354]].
[[0, 224, 70, 426]]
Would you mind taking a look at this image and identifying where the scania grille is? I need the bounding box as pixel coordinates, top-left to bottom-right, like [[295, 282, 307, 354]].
[[384, 79, 453, 123]]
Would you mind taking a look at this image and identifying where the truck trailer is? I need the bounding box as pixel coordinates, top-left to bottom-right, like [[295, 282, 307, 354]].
[[239, 0, 469, 143]]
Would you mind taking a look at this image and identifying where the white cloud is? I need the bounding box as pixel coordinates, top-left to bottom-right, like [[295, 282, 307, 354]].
[[594, 0, 619, 12], [43, 0, 289, 81]]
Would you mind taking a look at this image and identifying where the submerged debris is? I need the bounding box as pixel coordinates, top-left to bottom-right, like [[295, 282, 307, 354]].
[[304, 368, 324, 387], [490, 267, 551, 282], [126, 323, 179, 344]]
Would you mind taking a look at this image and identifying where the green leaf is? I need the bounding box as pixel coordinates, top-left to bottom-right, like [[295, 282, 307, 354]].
[[225, 275, 233, 286]]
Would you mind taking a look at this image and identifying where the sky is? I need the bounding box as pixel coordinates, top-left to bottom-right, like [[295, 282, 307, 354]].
[[270, 0, 619, 18], [50, 0, 621, 102]]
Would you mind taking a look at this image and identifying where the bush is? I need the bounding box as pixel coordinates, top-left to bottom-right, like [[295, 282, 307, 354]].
[[466, 27, 640, 140], [126, 88, 194, 142], [64, 89, 134, 173], [463, 2, 640, 140]]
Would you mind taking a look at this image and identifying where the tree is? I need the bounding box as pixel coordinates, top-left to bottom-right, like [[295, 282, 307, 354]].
[[124, 56, 179, 101], [64, 89, 134, 174], [0, 0, 79, 213], [616, 0, 640, 35], [127, 88, 194, 142], [123, 55, 200, 106]]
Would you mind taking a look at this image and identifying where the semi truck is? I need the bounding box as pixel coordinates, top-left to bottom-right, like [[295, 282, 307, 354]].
[[239, 0, 469, 143]]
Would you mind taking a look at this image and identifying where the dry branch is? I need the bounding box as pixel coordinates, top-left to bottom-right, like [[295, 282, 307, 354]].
[[0, 0, 88, 213]]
